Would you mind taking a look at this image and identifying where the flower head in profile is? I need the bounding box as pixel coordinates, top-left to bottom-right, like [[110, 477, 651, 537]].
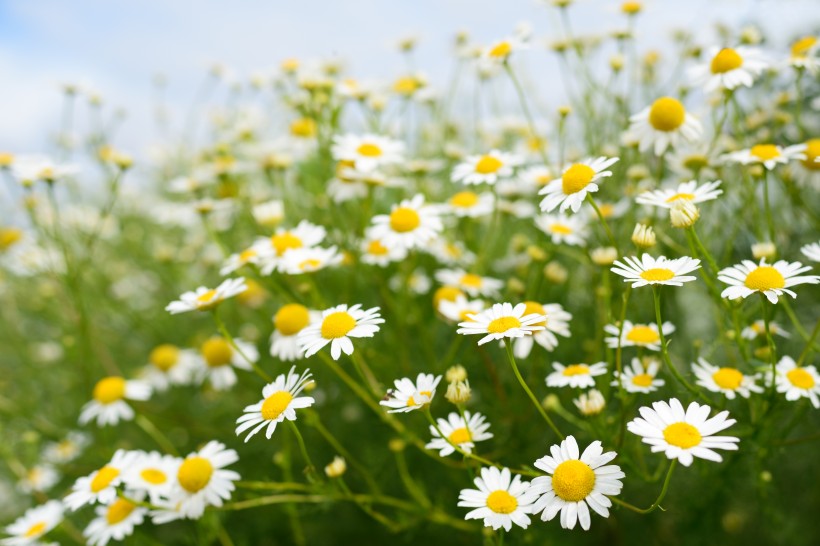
[[457, 302, 546, 346], [380, 373, 442, 413], [451, 150, 520, 186], [65, 450, 141, 510], [360, 230, 408, 267], [83, 495, 147, 546], [612, 358, 665, 393], [426, 411, 493, 457], [546, 362, 608, 389], [270, 303, 319, 362], [688, 46, 769, 92], [369, 194, 443, 251], [457, 466, 539, 531], [140, 344, 199, 391], [611, 254, 701, 288], [79, 377, 151, 427], [434, 269, 503, 298], [539, 157, 619, 214], [605, 320, 675, 352], [236, 366, 315, 442], [331, 133, 404, 172], [254, 221, 327, 274], [800, 241, 820, 262], [445, 190, 495, 218], [122, 451, 179, 504], [165, 277, 247, 314], [511, 301, 572, 358], [2, 500, 64, 545], [534, 213, 588, 246], [197, 336, 259, 390], [766, 356, 820, 408], [741, 319, 789, 340], [692, 358, 763, 399], [299, 304, 384, 360], [635, 180, 723, 209], [627, 96, 703, 155], [724, 143, 806, 170], [718, 258, 820, 303]]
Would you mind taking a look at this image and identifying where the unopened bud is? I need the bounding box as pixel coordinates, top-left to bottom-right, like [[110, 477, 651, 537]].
[[751, 242, 776, 260], [388, 438, 406, 452], [445, 365, 467, 383], [445, 380, 472, 404], [542, 394, 561, 412], [574, 389, 606, 416], [670, 201, 700, 228], [544, 262, 568, 284], [324, 456, 347, 478], [590, 246, 618, 265], [632, 223, 656, 248]]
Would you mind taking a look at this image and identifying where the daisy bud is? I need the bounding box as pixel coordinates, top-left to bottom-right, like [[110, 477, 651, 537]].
[[760, 470, 772, 483], [573, 389, 606, 416], [388, 438, 406, 452], [754, 346, 772, 360], [445, 365, 467, 383], [527, 245, 547, 261], [445, 380, 472, 405], [113, 153, 133, 170], [670, 200, 700, 228], [507, 277, 526, 294], [626, 164, 650, 181], [542, 394, 562, 412], [751, 241, 777, 260], [324, 456, 347, 478], [558, 105, 572, 118], [590, 246, 618, 265], [0, 152, 13, 167], [631, 223, 656, 248], [544, 262, 568, 284], [253, 200, 285, 227], [609, 54, 625, 72]]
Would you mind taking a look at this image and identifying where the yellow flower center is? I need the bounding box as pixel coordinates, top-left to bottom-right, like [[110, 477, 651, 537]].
[[750, 144, 780, 161], [710, 48, 743, 74], [261, 391, 294, 420], [683, 154, 709, 171], [598, 203, 614, 217], [356, 143, 383, 157], [621, 1, 642, 14], [485, 490, 518, 514], [801, 139, 820, 170], [562, 364, 590, 376], [271, 232, 303, 256], [389, 207, 421, 233], [149, 344, 179, 372], [712, 367, 744, 390], [298, 258, 322, 271], [290, 118, 316, 138], [90, 466, 120, 492], [625, 326, 659, 344], [791, 36, 817, 58], [201, 337, 233, 367], [433, 286, 464, 310], [744, 266, 785, 291], [140, 468, 167, 485], [448, 427, 472, 444], [393, 76, 420, 95], [523, 301, 547, 328], [106, 498, 136, 524], [450, 191, 479, 208], [178, 456, 214, 493], [551, 460, 596, 502], [663, 422, 702, 448], [196, 289, 218, 305], [367, 240, 389, 256], [787, 368, 815, 390], [639, 268, 675, 282], [406, 390, 432, 407], [487, 316, 522, 334], [460, 273, 483, 288], [550, 223, 573, 235], [24, 522, 46, 538], [321, 311, 356, 339], [239, 248, 257, 263], [648, 97, 686, 132], [665, 192, 696, 203], [0, 227, 23, 251], [561, 164, 595, 195], [488, 41, 512, 58], [475, 155, 503, 174], [632, 373, 654, 387], [93, 377, 126, 404], [274, 303, 310, 336]]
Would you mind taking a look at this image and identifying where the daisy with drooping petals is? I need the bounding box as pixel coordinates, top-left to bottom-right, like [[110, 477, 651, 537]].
[[612, 358, 665, 393], [511, 301, 572, 358], [299, 304, 384, 360], [122, 451, 179, 504], [426, 411, 493, 457], [635, 180, 723, 208], [627, 398, 739, 466], [83, 495, 147, 546], [380, 373, 442, 413], [360, 230, 407, 267], [627, 96, 703, 155], [457, 302, 546, 346], [611, 254, 701, 288], [197, 336, 259, 390], [434, 269, 503, 298], [451, 150, 520, 186], [162, 441, 240, 520], [688, 46, 769, 92], [219, 247, 270, 276], [604, 320, 675, 352], [445, 190, 495, 217], [741, 320, 789, 340], [278, 246, 343, 275], [236, 366, 315, 442], [801, 241, 820, 262], [538, 157, 619, 214], [369, 194, 443, 251], [718, 258, 820, 304], [165, 277, 247, 314], [692, 358, 762, 399], [546, 362, 608, 389], [270, 303, 319, 362], [766, 356, 820, 408], [2, 500, 63, 546], [331, 133, 404, 172], [438, 296, 485, 324], [78, 377, 151, 427], [64, 450, 141, 510], [140, 344, 199, 391], [457, 466, 538, 531], [534, 213, 588, 246], [723, 143, 806, 170], [531, 435, 624, 531]]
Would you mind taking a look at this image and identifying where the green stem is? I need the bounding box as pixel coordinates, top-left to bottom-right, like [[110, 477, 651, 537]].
[[797, 317, 820, 367], [503, 341, 564, 439], [652, 287, 703, 399], [611, 460, 676, 513], [287, 420, 320, 483], [586, 194, 620, 254], [213, 309, 272, 382], [504, 63, 548, 164], [760, 295, 777, 397], [134, 414, 178, 455], [762, 170, 776, 244]]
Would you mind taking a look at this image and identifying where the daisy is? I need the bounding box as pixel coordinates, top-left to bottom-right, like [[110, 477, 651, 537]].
[[740, 320, 790, 340], [792, 139, 820, 185], [511, 301, 572, 359], [451, 150, 520, 186], [360, 231, 408, 267], [122, 451, 179, 504], [278, 246, 342, 275], [162, 441, 240, 520], [611, 254, 701, 288], [482, 36, 527, 64], [801, 241, 820, 262], [254, 221, 327, 275], [688, 46, 769, 92], [546, 362, 608, 389], [327, 163, 370, 204], [457, 302, 546, 346], [425, 411, 494, 457], [78, 377, 151, 427], [235, 366, 315, 442], [573, 389, 606, 416], [165, 277, 247, 314], [512, 165, 554, 195], [270, 303, 318, 362], [788, 36, 819, 74], [380, 373, 442, 413], [437, 296, 485, 323], [434, 269, 503, 297], [369, 194, 443, 251], [457, 467, 538, 531], [42, 431, 90, 464], [612, 358, 665, 393], [2, 500, 63, 546], [331, 133, 404, 172], [627, 97, 703, 155], [299, 304, 384, 360], [635, 180, 723, 209], [767, 356, 820, 408], [604, 321, 675, 352], [692, 358, 763, 399], [530, 435, 624, 531], [723, 143, 806, 170], [538, 157, 619, 214], [667, 145, 719, 180], [11, 155, 79, 185], [219, 247, 270, 275], [627, 398, 739, 466], [718, 258, 820, 304], [197, 336, 259, 390], [83, 496, 146, 546], [445, 190, 495, 218], [534, 213, 588, 246], [64, 450, 141, 510], [139, 344, 199, 391]]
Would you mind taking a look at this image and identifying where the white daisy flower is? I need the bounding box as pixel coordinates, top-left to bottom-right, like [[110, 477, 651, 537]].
[[627, 97, 703, 155], [604, 321, 675, 352], [390, 268, 432, 295], [425, 239, 476, 267], [83, 495, 147, 546], [331, 133, 404, 172], [17, 465, 59, 494], [740, 320, 790, 340], [165, 277, 247, 314], [139, 344, 200, 391], [546, 362, 608, 389], [11, 155, 79, 185], [425, 411, 493, 457], [327, 164, 371, 204], [457, 466, 538, 531], [512, 165, 554, 195], [299, 304, 384, 360], [253, 221, 327, 275], [437, 296, 485, 324], [688, 46, 769, 92], [78, 377, 151, 427], [219, 247, 271, 276], [481, 36, 528, 64], [369, 194, 443, 251], [64, 450, 141, 510], [801, 241, 820, 262], [788, 36, 820, 74], [511, 301, 572, 359], [235, 366, 315, 442], [2, 500, 63, 546], [434, 269, 503, 298], [122, 451, 179, 504], [457, 302, 546, 346], [723, 143, 807, 170], [538, 157, 619, 214], [270, 304, 319, 362], [360, 231, 408, 267], [627, 398, 739, 466], [451, 150, 520, 186], [197, 336, 259, 391], [718, 258, 820, 304], [573, 389, 607, 416], [445, 190, 495, 218], [766, 356, 820, 408], [380, 373, 442, 413], [531, 435, 624, 531], [635, 180, 723, 209], [692, 358, 763, 399], [792, 139, 820, 185], [534, 213, 589, 246], [611, 254, 701, 288], [42, 431, 90, 464], [612, 358, 665, 393], [278, 246, 342, 275]]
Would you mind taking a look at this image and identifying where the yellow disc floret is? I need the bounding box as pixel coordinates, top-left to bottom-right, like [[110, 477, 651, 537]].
[[710, 48, 743, 74], [486, 490, 518, 514], [150, 344, 180, 372], [274, 304, 311, 336], [712, 368, 744, 390], [561, 164, 595, 194], [551, 460, 596, 502], [106, 498, 136, 524], [321, 312, 356, 339], [648, 97, 686, 132], [663, 422, 702, 449], [201, 337, 233, 367], [389, 207, 421, 233], [639, 268, 675, 282], [744, 266, 785, 291], [487, 316, 522, 334], [261, 391, 294, 420], [177, 456, 214, 493], [93, 377, 126, 404]]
